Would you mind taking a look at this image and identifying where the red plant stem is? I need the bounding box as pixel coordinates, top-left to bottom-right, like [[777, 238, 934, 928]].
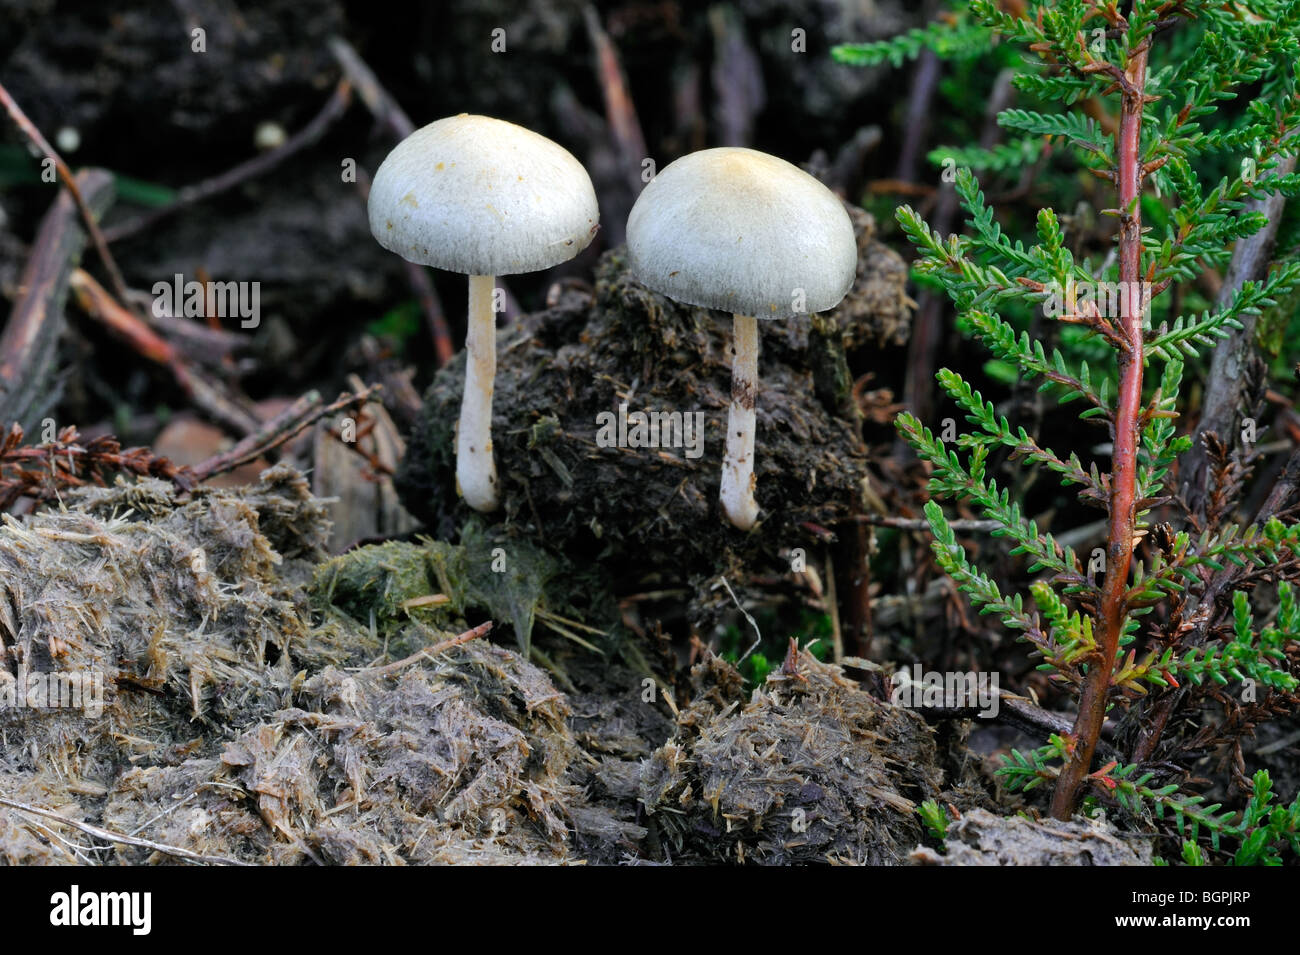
[[1050, 41, 1150, 820]]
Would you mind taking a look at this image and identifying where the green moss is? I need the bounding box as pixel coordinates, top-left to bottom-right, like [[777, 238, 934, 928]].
[[309, 521, 623, 658]]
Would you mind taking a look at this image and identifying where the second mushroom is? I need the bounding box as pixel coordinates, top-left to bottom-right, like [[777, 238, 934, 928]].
[[625, 147, 858, 530], [368, 113, 599, 512]]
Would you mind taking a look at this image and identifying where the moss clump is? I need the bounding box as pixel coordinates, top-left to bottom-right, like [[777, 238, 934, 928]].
[[310, 521, 620, 656]]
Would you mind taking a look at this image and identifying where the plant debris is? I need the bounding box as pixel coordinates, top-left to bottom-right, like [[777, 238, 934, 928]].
[[0, 465, 647, 865], [639, 648, 943, 864], [910, 809, 1154, 866]]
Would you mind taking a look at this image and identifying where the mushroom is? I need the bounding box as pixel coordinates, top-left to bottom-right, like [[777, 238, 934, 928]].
[[368, 114, 599, 512], [625, 147, 857, 530]]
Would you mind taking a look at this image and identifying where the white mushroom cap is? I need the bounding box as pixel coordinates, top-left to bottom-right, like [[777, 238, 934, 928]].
[[626, 147, 857, 319], [368, 114, 599, 276]]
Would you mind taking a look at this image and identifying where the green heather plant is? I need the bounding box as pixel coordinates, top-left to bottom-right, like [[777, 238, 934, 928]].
[[836, 0, 1300, 854], [917, 799, 952, 844]]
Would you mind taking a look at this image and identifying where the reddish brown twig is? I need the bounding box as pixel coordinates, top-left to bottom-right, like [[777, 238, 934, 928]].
[[583, 5, 648, 189], [361, 621, 493, 677], [406, 258, 454, 366], [835, 523, 874, 659], [1051, 38, 1151, 822], [69, 269, 262, 437], [190, 383, 381, 482], [0, 81, 130, 305], [71, 269, 177, 365], [103, 80, 354, 244], [324, 410, 395, 478]]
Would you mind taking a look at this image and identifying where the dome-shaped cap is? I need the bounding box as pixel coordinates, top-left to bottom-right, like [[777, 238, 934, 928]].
[[626, 147, 857, 319], [368, 114, 599, 276]]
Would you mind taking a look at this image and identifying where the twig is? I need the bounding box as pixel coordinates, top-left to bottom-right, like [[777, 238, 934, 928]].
[[190, 383, 381, 482], [584, 5, 648, 190], [0, 168, 115, 427], [146, 311, 251, 365], [854, 514, 1002, 532], [718, 576, 762, 663], [1255, 441, 1300, 523], [360, 621, 493, 677], [70, 269, 262, 437], [323, 373, 397, 477], [1181, 151, 1297, 521], [835, 523, 874, 659], [103, 80, 354, 244], [866, 179, 937, 197], [918, 693, 1121, 763], [894, 49, 942, 183], [1254, 728, 1300, 757], [406, 258, 454, 366], [328, 36, 415, 138], [71, 269, 182, 365], [577, 4, 647, 250], [0, 81, 131, 304], [0, 795, 251, 866]]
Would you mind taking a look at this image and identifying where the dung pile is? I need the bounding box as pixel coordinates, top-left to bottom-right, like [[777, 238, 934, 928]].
[[104, 642, 588, 865], [0, 465, 635, 865], [397, 208, 911, 588], [0, 465, 328, 863], [910, 809, 1154, 866], [639, 648, 942, 864], [1, 459, 979, 867], [0, 465, 327, 746]]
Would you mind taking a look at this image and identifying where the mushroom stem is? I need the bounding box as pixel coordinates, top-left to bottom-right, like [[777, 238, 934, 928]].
[[456, 274, 499, 512], [721, 313, 760, 530]]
